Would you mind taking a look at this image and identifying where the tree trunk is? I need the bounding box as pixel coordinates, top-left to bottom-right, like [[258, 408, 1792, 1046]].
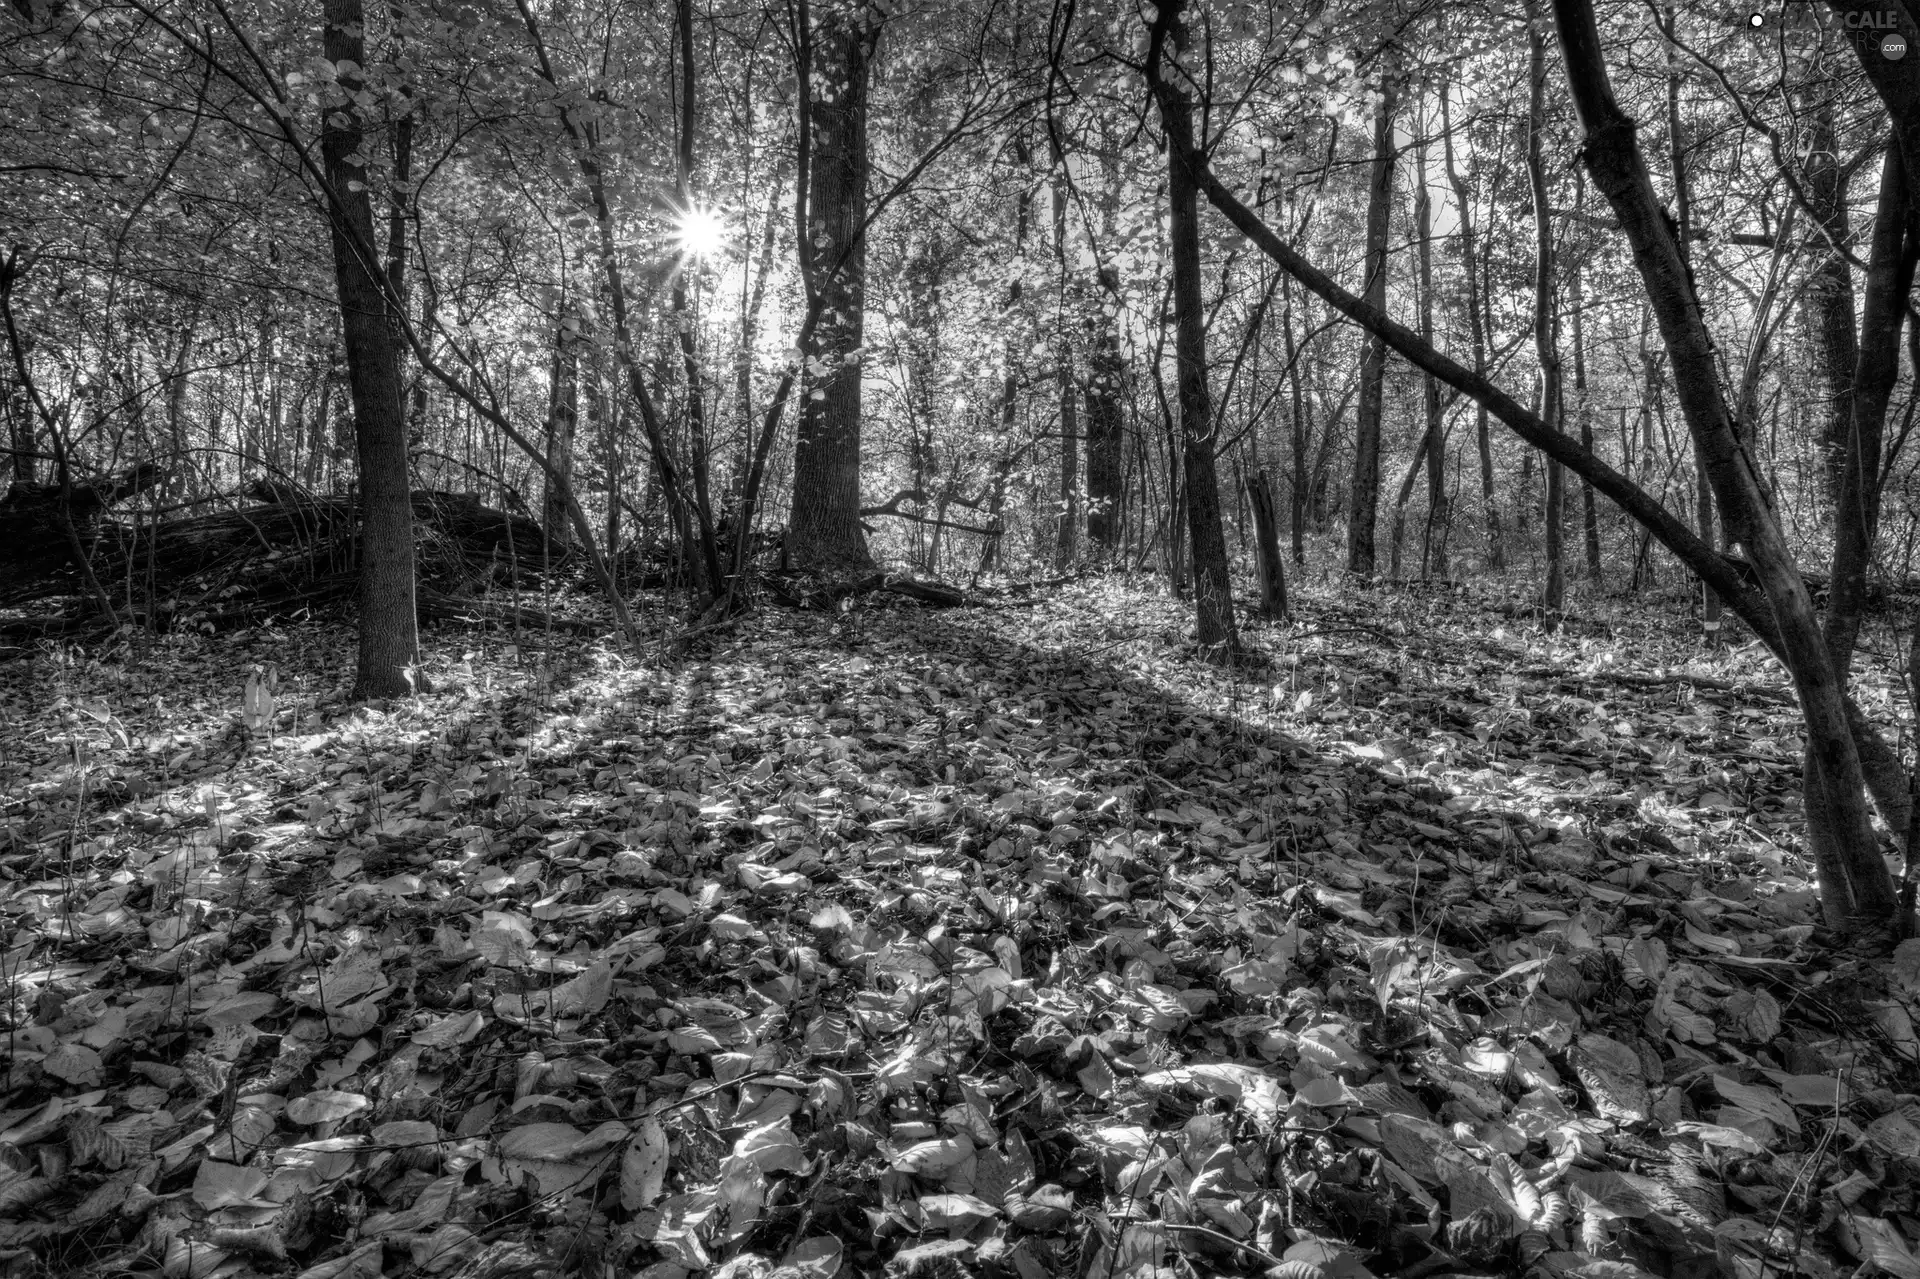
[[1348, 82, 1398, 577], [1387, 429, 1429, 580], [1570, 178, 1602, 581], [604, 394, 624, 556], [543, 305, 579, 551], [1826, 137, 1918, 681], [1663, 11, 1719, 639], [1413, 124, 1448, 578], [1057, 352, 1079, 570], [673, 0, 721, 587], [1053, 174, 1079, 571], [1282, 274, 1309, 565], [321, 0, 424, 699], [1439, 83, 1501, 571], [1527, 0, 1565, 614], [788, 5, 877, 572], [1803, 90, 1859, 508], [1248, 468, 1288, 618], [1085, 268, 1125, 555], [1150, 0, 1237, 650]]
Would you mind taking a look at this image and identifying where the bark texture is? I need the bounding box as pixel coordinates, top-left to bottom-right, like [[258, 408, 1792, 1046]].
[[321, 0, 423, 699], [789, 3, 878, 572], [1348, 84, 1398, 577]]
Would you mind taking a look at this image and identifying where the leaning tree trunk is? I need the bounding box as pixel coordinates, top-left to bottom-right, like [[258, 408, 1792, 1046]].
[[1348, 82, 1398, 577], [1149, 0, 1236, 651], [1155, 0, 1906, 934], [788, 5, 877, 572], [1555, 0, 1895, 931], [321, 0, 423, 699]]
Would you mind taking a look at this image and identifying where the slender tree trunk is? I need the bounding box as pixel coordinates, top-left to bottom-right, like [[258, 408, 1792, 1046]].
[[513, 0, 711, 602], [1085, 268, 1125, 555], [543, 305, 579, 550], [738, 172, 785, 488], [1348, 82, 1398, 577], [1663, 10, 1719, 638], [4, 376, 31, 488], [1527, 0, 1565, 614], [1388, 430, 1430, 579], [1149, 0, 1237, 650], [605, 393, 625, 556], [1413, 124, 1447, 578], [789, 3, 878, 571], [1570, 176, 1602, 581], [1283, 273, 1309, 565], [164, 316, 197, 498], [1057, 353, 1079, 569], [1440, 86, 1502, 571], [1053, 169, 1079, 569], [674, 0, 720, 587], [321, 0, 424, 699], [1826, 137, 1918, 681], [1803, 90, 1859, 508]]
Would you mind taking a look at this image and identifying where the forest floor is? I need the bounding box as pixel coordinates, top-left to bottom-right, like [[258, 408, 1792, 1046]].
[[3, 573, 1920, 1279]]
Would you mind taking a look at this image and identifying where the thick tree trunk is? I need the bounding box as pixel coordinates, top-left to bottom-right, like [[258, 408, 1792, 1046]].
[[1149, 1, 1236, 650], [321, 0, 423, 699], [1555, 0, 1895, 931], [789, 6, 877, 572], [1348, 83, 1398, 577], [1526, 1, 1565, 613]]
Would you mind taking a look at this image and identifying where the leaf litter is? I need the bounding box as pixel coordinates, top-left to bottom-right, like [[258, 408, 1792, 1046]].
[[0, 579, 1918, 1279]]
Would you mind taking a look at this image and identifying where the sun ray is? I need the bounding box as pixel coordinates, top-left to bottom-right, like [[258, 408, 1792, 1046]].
[[674, 206, 728, 259]]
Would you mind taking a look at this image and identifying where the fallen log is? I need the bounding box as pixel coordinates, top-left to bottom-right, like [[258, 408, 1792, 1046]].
[[0, 463, 165, 585], [0, 475, 561, 626]]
